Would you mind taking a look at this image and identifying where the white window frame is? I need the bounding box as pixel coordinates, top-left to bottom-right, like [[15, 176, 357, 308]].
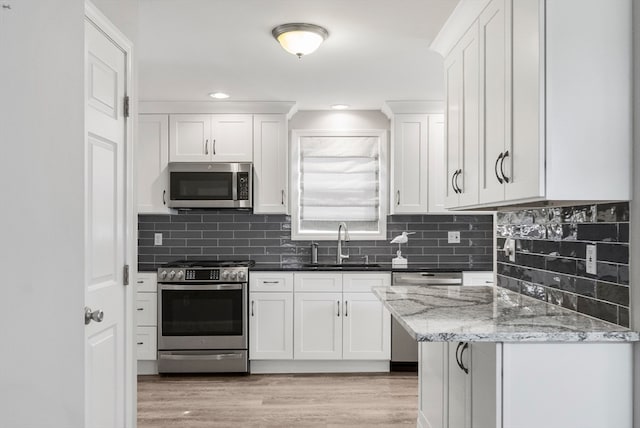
[[290, 129, 388, 241]]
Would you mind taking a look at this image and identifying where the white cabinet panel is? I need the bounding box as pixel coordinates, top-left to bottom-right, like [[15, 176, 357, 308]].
[[135, 292, 157, 327], [427, 115, 446, 212], [169, 114, 211, 162], [392, 115, 428, 213], [136, 327, 157, 361], [419, 342, 448, 428], [250, 292, 293, 360], [294, 272, 343, 293], [211, 115, 253, 162], [250, 271, 293, 292], [137, 114, 172, 213], [462, 271, 495, 286], [294, 292, 343, 360], [448, 342, 472, 428], [342, 272, 390, 292], [342, 292, 390, 360], [253, 115, 288, 213], [135, 272, 157, 293]]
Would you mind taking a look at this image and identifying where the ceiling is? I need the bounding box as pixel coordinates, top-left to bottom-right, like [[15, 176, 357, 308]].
[[138, 0, 459, 110]]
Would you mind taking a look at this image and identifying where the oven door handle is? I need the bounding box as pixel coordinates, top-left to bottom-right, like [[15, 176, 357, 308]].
[[159, 353, 243, 361], [159, 284, 244, 291]]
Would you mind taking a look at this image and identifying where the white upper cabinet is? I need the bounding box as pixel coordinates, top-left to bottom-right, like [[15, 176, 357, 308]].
[[441, 0, 631, 209], [169, 114, 252, 162], [444, 22, 480, 209], [391, 113, 445, 214], [253, 114, 288, 214], [137, 114, 172, 213]]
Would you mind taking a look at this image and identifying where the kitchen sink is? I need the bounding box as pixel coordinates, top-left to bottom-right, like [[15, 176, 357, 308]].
[[302, 263, 382, 269]]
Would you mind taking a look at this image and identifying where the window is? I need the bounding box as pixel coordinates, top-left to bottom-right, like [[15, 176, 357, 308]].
[[290, 129, 388, 240]]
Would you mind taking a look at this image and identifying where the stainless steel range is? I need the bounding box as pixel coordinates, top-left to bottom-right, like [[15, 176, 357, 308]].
[[157, 260, 253, 374]]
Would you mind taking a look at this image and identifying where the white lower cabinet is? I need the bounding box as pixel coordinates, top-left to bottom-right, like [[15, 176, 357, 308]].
[[294, 292, 343, 360], [249, 292, 293, 360], [342, 292, 390, 360], [135, 273, 158, 363]]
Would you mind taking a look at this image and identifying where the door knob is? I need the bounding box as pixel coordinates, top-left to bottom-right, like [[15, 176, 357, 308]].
[[84, 307, 104, 325]]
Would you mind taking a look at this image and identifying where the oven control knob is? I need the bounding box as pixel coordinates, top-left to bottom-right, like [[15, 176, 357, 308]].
[[168, 270, 176, 280], [176, 270, 184, 280], [221, 270, 229, 280], [237, 271, 246, 280], [159, 270, 167, 280], [230, 271, 238, 280]]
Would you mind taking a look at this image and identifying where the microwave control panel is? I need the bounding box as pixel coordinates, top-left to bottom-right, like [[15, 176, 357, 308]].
[[237, 172, 250, 200]]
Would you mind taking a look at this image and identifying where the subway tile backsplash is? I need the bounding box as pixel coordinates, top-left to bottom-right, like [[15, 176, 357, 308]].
[[496, 203, 630, 327], [138, 210, 494, 272]]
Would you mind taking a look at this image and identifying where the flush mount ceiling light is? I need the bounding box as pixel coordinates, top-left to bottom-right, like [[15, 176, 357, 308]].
[[209, 92, 229, 99], [272, 23, 329, 58]]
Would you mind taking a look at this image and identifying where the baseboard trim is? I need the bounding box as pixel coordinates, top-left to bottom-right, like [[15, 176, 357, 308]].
[[250, 360, 389, 374], [137, 360, 158, 375]]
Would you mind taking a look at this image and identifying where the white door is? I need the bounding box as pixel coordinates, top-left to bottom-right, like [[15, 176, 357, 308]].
[[478, 0, 509, 204], [392, 114, 428, 213], [342, 293, 390, 360], [169, 114, 211, 162], [85, 19, 127, 428], [253, 114, 288, 214], [294, 292, 342, 360], [137, 114, 171, 213], [211, 114, 253, 162], [249, 292, 293, 360]]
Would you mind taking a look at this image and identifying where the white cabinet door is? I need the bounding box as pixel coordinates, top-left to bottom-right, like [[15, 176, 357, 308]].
[[462, 271, 495, 286], [136, 326, 157, 361], [137, 114, 171, 213], [211, 115, 253, 162], [478, 0, 510, 204], [392, 114, 428, 213], [169, 114, 212, 162], [470, 342, 500, 428], [444, 48, 463, 209], [253, 114, 288, 214], [249, 292, 293, 360], [427, 115, 446, 212], [294, 292, 342, 360], [419, 342, 448, 428], [250, 271, 293, 292], [136, 272, 157, 293], [342, 292, 390, 360], [135, 292, 157, 327], [448, 342, 472, 428]]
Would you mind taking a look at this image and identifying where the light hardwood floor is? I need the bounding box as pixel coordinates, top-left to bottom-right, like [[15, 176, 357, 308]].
[[138, 372, 418, 428]]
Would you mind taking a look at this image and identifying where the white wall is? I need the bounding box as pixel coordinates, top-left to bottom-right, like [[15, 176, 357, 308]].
[[289, 110, 390, 131], [90, 0, 138, 43], [632, 2, 640, 426], [0, 1, 86, 427]]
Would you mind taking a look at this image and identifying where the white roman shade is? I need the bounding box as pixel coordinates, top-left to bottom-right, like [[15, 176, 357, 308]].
[[290, 130, 388, 241]]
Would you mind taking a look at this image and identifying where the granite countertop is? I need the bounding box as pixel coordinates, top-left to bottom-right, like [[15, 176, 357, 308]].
[[373, 285, 639, 343]]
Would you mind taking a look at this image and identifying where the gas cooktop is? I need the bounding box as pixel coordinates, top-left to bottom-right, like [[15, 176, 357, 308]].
[[164, 259, 256, 268]]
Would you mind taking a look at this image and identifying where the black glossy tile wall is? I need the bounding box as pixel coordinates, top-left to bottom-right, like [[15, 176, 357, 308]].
[[496, 203, 630, 327], [138, 210, 494, 272]]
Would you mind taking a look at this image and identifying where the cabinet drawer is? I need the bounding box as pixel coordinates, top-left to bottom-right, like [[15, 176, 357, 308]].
[[136, 272, 157, 292], [136, 326, 157, 360], [250, 272, 294, 292], [462, 271, 494, 286], [136, 292, 157, 326], [294, 273, 343, 292], [343, 273, 391, 292]]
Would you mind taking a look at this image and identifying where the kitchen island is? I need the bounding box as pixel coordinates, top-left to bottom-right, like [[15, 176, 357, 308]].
[[373, 285, 639, 428]]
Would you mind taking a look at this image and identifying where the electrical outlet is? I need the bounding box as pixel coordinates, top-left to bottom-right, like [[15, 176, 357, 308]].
[[154, 233, 163, 246], [586, 244, 597, 275], [448, 231, 461, 244]]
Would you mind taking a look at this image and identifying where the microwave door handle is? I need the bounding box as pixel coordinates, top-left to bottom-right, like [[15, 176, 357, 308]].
[[232, 171, 238, 201]]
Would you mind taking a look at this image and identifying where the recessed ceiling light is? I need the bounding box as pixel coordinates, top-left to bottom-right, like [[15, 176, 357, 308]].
[[331, 104, 349, 110], [209, 92, 230, 99]]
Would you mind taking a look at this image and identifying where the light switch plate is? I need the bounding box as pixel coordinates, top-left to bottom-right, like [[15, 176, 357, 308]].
[[448, 231, 461, 244], [586, 244, 597, 275], [154, 233, 163, 246]]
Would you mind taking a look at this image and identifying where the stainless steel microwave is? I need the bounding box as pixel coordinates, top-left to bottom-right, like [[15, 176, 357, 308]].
[[168, 162, 252, 208]]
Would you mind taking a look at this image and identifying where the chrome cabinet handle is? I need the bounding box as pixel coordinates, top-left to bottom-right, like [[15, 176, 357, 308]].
[[262, 281, 281, 284], [396, 190, 400, 206], [500, 150, 510, 183], [136, 308, 144, 311], [251, 300, 255, 317], [281, 190, 285, 205], [162, 189, 166, 205], [494, 152, 504, 184], [137, 342, 144, 345], [84, 307, 104, 325], [205, 139, 209, 155], [456, 342, 470, 374], [213, 139, 216, 155], [345, 301, 348, 317], [337, 300, 340, 317], [455, 169, 462, 193]]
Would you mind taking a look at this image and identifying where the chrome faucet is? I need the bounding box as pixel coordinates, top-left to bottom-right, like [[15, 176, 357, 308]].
[[336, 222, 350, 264]]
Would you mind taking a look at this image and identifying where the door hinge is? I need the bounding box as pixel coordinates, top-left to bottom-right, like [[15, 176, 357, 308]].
[[123, 95, 130, 118], [123, 264, 130, 286]]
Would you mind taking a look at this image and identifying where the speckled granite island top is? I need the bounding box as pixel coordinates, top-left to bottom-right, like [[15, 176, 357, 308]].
[[373, 285, 639, 342]]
